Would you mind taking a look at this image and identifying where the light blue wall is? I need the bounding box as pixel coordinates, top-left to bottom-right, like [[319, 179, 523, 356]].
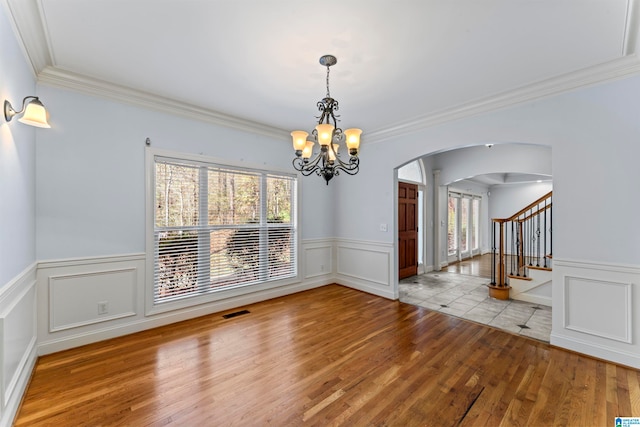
[[489, 182, 553, 220], [0, 4, 37, 287], [34, 85, 333, 260], [335, 74, 640, 266]]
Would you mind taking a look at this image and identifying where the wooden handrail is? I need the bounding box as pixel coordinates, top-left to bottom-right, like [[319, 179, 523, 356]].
[[517, 203, 552, 223], [492, 191, 552, 223], [489, 190, 553, 299]]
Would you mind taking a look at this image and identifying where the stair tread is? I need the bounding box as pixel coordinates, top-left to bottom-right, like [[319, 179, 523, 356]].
[[508, 274, 533, 281], [528, 265, 552, 271]]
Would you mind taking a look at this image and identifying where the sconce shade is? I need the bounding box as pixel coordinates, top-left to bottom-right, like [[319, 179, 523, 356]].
[[19, 99, 50, 128], [4, 97, 51, 128]]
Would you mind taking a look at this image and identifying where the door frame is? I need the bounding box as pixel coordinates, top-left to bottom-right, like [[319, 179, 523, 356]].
[[398, 181, 419, 279], [394, 161, 427, 298]]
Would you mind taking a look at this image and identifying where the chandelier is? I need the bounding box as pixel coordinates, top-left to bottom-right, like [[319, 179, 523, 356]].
[[291, 55, 362, 185]]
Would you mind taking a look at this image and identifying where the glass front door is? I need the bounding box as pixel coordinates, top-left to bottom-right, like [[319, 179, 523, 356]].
[[448, 192, 481, 263]]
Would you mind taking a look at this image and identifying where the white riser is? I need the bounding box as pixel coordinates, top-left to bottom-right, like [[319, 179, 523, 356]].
[[508, 268, 552, 306]]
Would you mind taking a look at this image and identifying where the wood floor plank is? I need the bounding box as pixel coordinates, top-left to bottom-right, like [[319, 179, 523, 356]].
[[629, 370, 640, 416], [14, 285, 640, 426]]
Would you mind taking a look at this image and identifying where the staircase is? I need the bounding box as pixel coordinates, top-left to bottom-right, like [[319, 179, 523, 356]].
[[508, 264, 552, 306], [488, 191, 552, 305]]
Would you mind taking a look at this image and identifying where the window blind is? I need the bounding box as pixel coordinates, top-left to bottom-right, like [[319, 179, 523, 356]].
[[153, 156, 297, 303]]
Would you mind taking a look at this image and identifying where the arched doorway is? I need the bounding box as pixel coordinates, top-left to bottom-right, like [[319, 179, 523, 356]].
[[395, 143, 553, 342]]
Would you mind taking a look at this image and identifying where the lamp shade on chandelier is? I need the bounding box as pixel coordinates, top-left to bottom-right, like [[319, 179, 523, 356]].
[[291, 55, 362, 184]]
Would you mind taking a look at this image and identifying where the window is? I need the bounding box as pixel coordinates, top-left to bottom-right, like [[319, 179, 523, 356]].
[[152, 155, 297, 304], [417, 189, 424, 266], [447, 194, 458, 256], [448, 191, 481, 261], [460, 197, 469, 253], [398, 160, 423, 184], [471, 198, 480, 251]]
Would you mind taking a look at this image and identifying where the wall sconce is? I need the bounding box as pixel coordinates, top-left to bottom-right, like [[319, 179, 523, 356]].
[[4, 96, 51, 128]]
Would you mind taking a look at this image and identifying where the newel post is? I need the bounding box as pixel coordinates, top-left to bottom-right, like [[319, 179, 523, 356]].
[[489, 219, 511, 300]]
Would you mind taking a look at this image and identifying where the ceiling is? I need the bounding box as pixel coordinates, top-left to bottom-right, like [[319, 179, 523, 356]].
[[461, 173, 552, 187], [5, 0, 638, 142]]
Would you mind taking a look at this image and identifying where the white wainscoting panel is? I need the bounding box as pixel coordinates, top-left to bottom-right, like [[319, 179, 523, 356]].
[[49, 268, 137, 332], [0, 263, 38, 427], [335, 239, 395, 299], [564, 276, 631, 343], [303, 239, 333, 280], [37, 254, 146, 355], [37, 252, 328, 355], [551, 258, 640, 369]]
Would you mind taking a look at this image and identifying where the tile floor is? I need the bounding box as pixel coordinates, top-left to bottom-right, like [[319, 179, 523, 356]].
[[399, 271, 552, 342]]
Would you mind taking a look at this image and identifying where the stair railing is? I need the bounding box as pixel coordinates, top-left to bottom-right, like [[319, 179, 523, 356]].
[[489, 191, 552, 299]]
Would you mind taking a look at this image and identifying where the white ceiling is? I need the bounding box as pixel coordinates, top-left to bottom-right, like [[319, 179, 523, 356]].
[[462, 173, 552, 186], [4, 0, 638, 141]]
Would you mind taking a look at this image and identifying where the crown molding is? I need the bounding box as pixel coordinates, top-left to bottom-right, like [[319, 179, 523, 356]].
[[623, 0, 640, 55], [37, 54, 640, 145], [7, 0, 640, 144], [39, 54, 640, 147], [3, 0, 51, 77], [37, 66, 289, 140], [364, 54, 640, 144]]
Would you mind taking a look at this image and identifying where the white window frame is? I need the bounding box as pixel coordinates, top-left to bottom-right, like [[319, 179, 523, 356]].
[[145, 148, 301, 315], [447, 190, 482, 263]]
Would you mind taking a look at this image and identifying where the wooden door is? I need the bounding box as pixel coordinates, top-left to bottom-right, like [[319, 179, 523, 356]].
[[398, 182, 418, 279]]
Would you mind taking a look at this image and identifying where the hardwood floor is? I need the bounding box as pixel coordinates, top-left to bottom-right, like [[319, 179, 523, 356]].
[[443, 254, 493, 278], [444, 253, 547, 280], [15, 285, 640, 426]]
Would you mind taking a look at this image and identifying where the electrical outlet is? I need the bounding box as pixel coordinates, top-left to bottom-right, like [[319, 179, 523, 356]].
[[379, 223, 388, 232], [98, 301, 109, 315]]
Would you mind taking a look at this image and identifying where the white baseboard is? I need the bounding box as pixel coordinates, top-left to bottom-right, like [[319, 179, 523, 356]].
[[38, 278, 328, 355], [336, 276, 395, 300], [512, 293, 552, 307], [550, 333, 640, 369]]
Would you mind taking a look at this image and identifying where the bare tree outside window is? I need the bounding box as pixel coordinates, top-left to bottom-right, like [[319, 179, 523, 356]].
[[153, 158, 296, 303]]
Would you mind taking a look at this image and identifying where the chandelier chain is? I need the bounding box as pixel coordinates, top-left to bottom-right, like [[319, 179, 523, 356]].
[[325, 65, 331, 99]]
